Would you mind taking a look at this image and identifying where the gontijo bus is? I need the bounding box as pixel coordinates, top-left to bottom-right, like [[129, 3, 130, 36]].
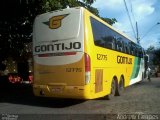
[[33, 7, 145, 99]]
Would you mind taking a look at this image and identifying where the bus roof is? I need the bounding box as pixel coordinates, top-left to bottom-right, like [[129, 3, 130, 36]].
[[34, 7, 141, 47]]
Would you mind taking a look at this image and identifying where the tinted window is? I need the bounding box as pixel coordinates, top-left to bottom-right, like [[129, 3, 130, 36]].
[[90, 17, 116, 50], [116, 37, 124, 52], [90, 17, 143, 57]]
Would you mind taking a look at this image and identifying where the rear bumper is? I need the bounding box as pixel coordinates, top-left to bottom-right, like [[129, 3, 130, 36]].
[[33, 84, 92, 99]]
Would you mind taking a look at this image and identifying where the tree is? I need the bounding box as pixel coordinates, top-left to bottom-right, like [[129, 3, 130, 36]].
[[101, 17, 117, 26], [153, 48, 160, 65], [146, 45, 155, 54], [147, 37, 160, 65], [82, 0, 95, 5], [39, 0, 116, 25], [146, 45, 160, 71], [0, 0, 117, 69], [38, 0, 100, 19]]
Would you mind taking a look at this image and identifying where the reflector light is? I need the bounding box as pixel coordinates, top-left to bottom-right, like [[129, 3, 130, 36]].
[[38, 52, 77, 57]]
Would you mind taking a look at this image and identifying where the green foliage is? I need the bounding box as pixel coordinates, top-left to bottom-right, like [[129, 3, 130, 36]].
[[101, 17, 117, 26], [153, 48, 160, 65], [38, 0, 116, 25], [40, 0, 79, 13], [147, 45, 160, 66], [82, 0, 96, 5], [37, 0, 116, 25], [152, 40, 160, 69], [146, 45, 155, 54], [38, 0, 99, 17]]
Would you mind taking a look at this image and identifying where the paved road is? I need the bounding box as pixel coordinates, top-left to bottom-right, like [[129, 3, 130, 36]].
[[0, 77, 160, 120]]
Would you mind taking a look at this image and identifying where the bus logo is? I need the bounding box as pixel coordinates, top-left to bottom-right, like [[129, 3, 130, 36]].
[[48, 14, 69, 29]]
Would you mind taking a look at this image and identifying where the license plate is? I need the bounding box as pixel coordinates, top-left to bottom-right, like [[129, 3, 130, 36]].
[[52, 88, 62, 92]]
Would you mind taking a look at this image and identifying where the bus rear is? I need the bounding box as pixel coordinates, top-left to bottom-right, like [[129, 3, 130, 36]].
[[33, 7, 91, 99]]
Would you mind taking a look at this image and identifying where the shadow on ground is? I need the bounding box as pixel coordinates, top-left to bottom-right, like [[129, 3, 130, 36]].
[[0, 78, 85, 108]]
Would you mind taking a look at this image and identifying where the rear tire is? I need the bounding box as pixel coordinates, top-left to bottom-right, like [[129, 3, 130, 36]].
[[117, 77, 124, 96], [107, 78, 116, 100]]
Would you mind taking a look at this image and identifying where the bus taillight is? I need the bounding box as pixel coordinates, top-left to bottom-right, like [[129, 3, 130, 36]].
[[85, 53, 91, 72], [85, 53, 91, 84]]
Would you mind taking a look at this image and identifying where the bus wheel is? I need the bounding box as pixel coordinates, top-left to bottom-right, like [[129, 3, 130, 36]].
[[117, 77, 124, 96], [107, 79, 116, 100]]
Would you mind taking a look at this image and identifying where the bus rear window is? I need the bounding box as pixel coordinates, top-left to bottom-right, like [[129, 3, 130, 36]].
[[34, 9, 82, 42]]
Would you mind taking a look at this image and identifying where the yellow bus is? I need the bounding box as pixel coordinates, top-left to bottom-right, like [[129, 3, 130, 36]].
[[33, 7, 145, 99]]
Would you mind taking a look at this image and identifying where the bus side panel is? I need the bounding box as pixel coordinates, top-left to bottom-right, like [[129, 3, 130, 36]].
[[91, 47, 135, 97], [83, 10, 114, 98], [129, 57, 144, 85], [84, 10, 140, 98]]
